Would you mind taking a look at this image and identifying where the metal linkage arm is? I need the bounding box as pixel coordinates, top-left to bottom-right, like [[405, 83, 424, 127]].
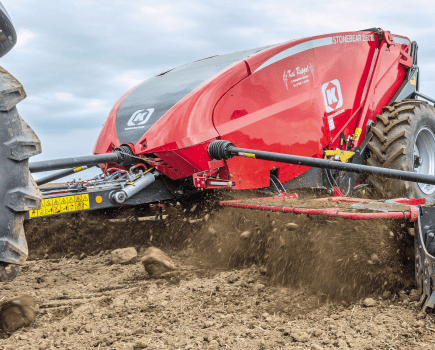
[[36, 166, 89, 186], [208, 140, 435, 186], [30, 153, 119, 173]]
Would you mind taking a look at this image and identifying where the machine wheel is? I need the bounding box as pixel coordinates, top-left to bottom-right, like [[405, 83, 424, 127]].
[[0, 67, 41, 278], [367, 99, 435, 202]]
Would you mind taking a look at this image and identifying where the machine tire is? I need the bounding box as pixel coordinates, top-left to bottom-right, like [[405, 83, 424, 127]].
[[0, 67, 41, 280], [367, 99, 435, 202]]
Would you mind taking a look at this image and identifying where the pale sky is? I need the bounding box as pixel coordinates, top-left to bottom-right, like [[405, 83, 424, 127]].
[[2, 0, 435, 181]]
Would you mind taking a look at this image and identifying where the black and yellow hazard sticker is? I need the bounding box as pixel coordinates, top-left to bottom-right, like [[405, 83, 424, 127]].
[[29, 194, 90, 218]]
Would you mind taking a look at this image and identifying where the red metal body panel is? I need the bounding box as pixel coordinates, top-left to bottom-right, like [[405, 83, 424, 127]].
[[136, 61, 249, 153], [94, 61, 250, 179], [213, 31, 409, 189], [93, 30, 412, 190], [144, 141, 225, 180]]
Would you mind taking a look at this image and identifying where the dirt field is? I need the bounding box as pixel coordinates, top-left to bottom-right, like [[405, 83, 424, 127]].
[[1, 206, 435, 349]]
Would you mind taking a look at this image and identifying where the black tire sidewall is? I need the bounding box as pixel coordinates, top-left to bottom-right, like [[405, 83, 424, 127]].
[[405, 107, 435, 203]]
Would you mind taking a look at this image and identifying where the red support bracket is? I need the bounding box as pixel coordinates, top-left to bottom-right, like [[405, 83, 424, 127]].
[[375, 30, 395, 47], [193, 173, 234, 189], [352, 31, 394, 148], [332, 186, 345, 197], [399, 49, 413, 68]]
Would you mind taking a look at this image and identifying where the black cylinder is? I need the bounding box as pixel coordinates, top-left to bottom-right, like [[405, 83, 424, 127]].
[[115, 145, 136, 165], [208, 140, 235, 160], [30, 153, 119, 173]]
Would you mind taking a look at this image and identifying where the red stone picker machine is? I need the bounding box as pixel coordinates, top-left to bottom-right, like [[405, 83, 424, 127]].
[[1, 11, 435, 309]]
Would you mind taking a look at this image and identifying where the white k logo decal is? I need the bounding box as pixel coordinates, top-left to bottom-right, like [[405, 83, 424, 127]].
[[127, 108, 155, 127]]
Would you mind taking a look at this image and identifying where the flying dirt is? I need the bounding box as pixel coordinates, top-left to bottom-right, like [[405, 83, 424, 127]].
[[1, 206, 434, 349]]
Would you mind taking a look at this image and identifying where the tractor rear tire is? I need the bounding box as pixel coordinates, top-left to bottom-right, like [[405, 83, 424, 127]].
[[367, 99, 435, 202], [0, 67, 41, 280]]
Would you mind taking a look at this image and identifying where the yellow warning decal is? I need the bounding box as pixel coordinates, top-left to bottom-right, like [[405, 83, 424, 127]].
[[353, 128, 362, 142], [28, 193, 90, 218], [410, 76, 417, 86], [324, 150, 355, 163], [53, 204, 61, 214], [239, 152, 256, 158]]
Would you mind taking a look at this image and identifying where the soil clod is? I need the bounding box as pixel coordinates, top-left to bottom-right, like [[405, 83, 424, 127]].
[[111, 247, 138, 264], [0, 296, 36, 333], [363, 298, 377, 307], [140, 247, 175, 277]]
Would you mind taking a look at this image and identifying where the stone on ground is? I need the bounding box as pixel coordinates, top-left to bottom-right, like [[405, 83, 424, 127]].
[[111, 247, 138, 264], [0, 295, 36, 333], [240, 231, 251, 239], [141, 247, 175, 277], [363, 297, 376, 307], [409, 289, 421, 302], [291, 330, 310, 342], [285, 223, 299, 230]]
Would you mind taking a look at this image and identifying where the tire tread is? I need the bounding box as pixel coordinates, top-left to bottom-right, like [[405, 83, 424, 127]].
[[368, 100, 435, 199]]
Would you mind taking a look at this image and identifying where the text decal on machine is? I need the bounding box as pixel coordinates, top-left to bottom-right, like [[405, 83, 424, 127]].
[[29, 194, 90, 218], [332, 34, 374, 44]]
